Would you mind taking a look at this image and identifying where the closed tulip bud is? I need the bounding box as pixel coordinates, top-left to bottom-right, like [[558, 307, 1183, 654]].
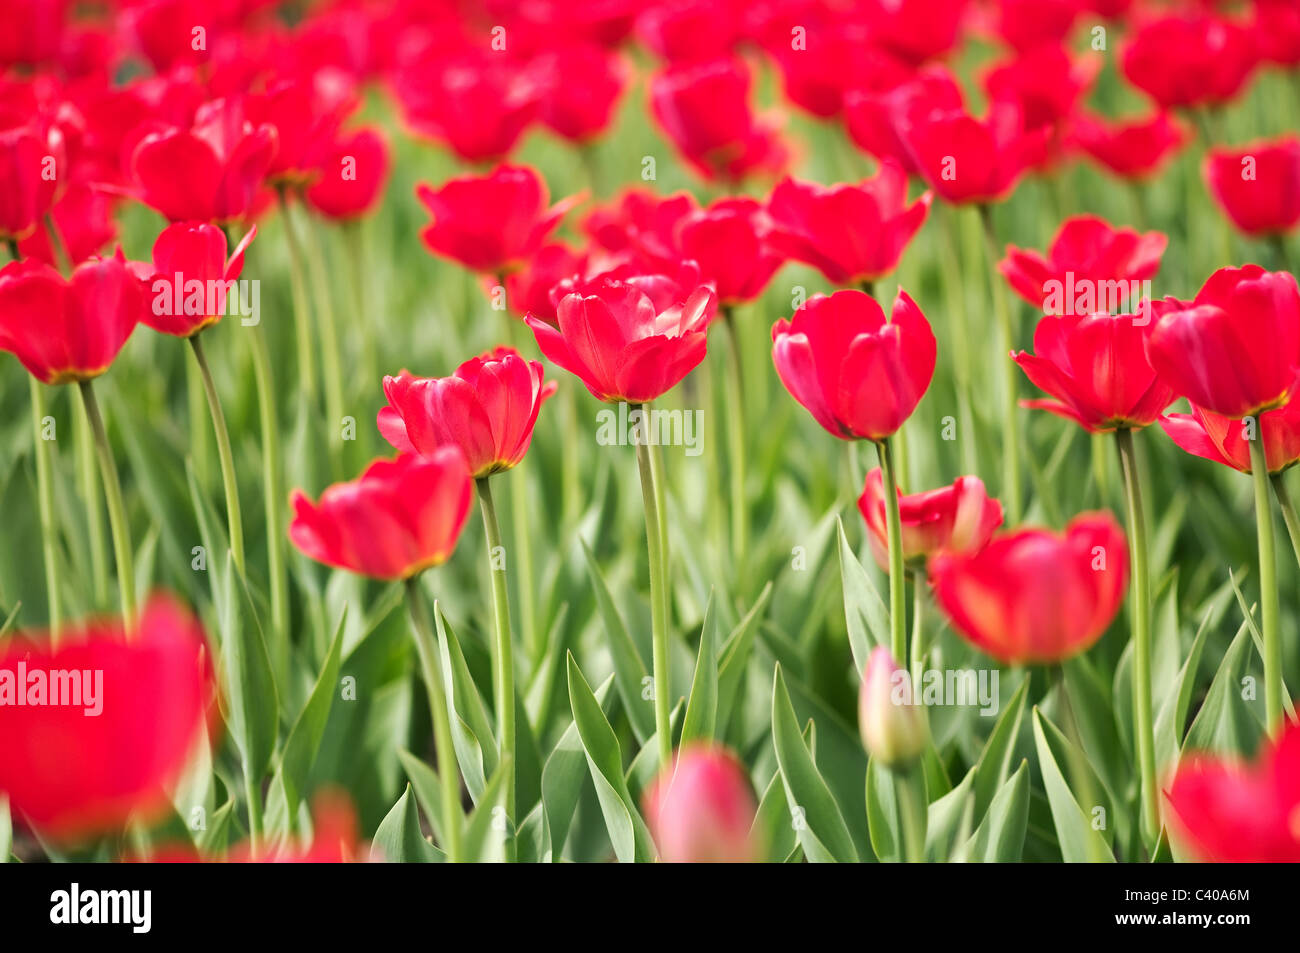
[[858, 647, 928, 768], [642, 745, 758, 863]]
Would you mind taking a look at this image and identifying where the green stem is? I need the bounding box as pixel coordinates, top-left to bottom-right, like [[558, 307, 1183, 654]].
[[560, 384, 582, 539], [1249, 437, 1283, 732], [475, 477, 516, 861], [189, 335, 245, 573], [75, 393, 109, 607], [1115, 428, 1158, 847], [299, 205, 346, 472], [509, 463, 538, 673], [909, 570, 925, 686], [978, 205, 1022, 521], [877, 438, 907, 663], [1270, 472, 1300, 570], [248, 327, 289, 662], [77, 380, 135, 627], [404, 576, 463, 862], [343, 221, 377, 399], [722, 308, 748, 567], [28, 378, 61, 641], [187, 354, 213, 487], [278, 191, 317, 409], [633, 403, 674, 771], [893, 764, 927, 863], [243, 766, 263, 856], [939, 205, 979, 477]]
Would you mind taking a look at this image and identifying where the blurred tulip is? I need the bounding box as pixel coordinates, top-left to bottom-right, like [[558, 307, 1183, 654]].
[[858, 647, 929, 768], [1121, 13, 1256, 111], [246, 71, 359, 187], [858, 469, 1003, 571], [677, 197, 785, 305], [0, 597, 213, 842], [984, 45, 1099, 133], [533, 44, 628, 143], [635, 0, 741, 62], [1253, 0, 1300, 68], [506, 241, 589, 324], [642, 744, 758, 863], [581, 188, 695, 269], [843, 65, 964, 175], [1160, 401, 1300, 475], [17, 183, 118, 268], [306, 126, 391, 220], [289, 450, 474, 581], [1204, 137, 1300, 238], [0, 120, 62, 241], [771, 288, 935, 441], [1067, 111, 1189, 182], [929, 512, 1129, 664], [1166, 720, 1300, 862], [987, 0, 1076, 53], [1147, 266, 1300, 419], [767, 163, 931, 287], [865, 0, 968, 65], [138, 221, 256, 337]]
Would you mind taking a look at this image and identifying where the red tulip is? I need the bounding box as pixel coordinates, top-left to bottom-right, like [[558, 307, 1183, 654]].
[[1067, 111, 1188, 182], [0, 596, 213, 842], [929, 512, 1129, 664], [676, 197, 784, 305], [1204, 137, 1300, 238], [1159, 401, 1300, 475], [858, 469, 1003, 571], [0, 250, 143, 384], [983, 45, 1099, 134], [17, 183, 118, 268], [1253, 0, 1300, 68], [246, 71, 359, 188], [843, 65, 964, 175], [1146, 266, 1300, 419], [635, 0, 741, 63], [378, 347, 556, 479], [139, 221, 256, 338], [305, 126, 391, 221], [526, 273, 716, 403], [769, 29, 908, 120], [417, 165, 579, 277], [858, 647, 929, 768], [987, 0, 1077, 54], [1121, 13, 1257, 111], [767, 163, 931, 287], [533, 44, 628, 143], [1165, 720, 1300, 862], [771, 288, 935, 441], [0, 118, 63, 242], [130, 97, 278, 224], [864, 0, 968, 65], [288, 450, 474, 581], [505, 242, 589, 325], [581, 188, 696, 269], [999, 215, 1167, 312], [642, 744, 758, 863]]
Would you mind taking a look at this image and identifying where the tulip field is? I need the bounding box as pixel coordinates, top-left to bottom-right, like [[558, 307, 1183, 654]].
[[2, 0, 1300, 875]]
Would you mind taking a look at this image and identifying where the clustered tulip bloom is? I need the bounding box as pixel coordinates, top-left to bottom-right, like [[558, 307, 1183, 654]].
[[858, 469, 1003, 571], [0, 597, 212, 842], [929, 513, 1129, 664], [1160, 402, 1300, 475], [642, 745, 758, 863], [675, 197, 785, 305], [1067, 111, 1187, 182], [289, 450, 473, 581], [1203, 137, 1300, 238], [771, 289, 935, 441], [858, 647, 929, 769], [844, 65, 964, 175], [1121, 13, 1256, 112], [137, 222, 256, 338], [378, 347, 557, 478], [305, 126, 391, 221], [0, 119, 61, 241]]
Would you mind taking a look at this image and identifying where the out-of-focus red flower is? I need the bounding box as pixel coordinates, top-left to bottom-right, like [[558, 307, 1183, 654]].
[[378, 347, 556, 479], [1013, 308, 1178, 433], [0, 120, 63, 241], [858, 647, 929, 768], [138, 221, 256, 338], [864, 0, 968, 65], [289, 450, 474, 581], [532, 44, 628, 143], [122, 0, 237, 72], [1159, 401, 1300, 475], [1121, 13, 1257, 111], [416, 165, 579, 277], [772, 288, 935, 441], [17, 184, 118, 267], [986, 0, 1077, 53], [1067, 111, 1188, 181], [642, 744, 758, 863], [1204, 137, 1300, 238], [1147, 266, 1300, 419], [983, 45, 1100, 136], [505, 242, 588, 325], [929, 512, 1129, 664], [130, 97, 277, 224], [676, 197, 785, 305], [843, 65, 964, 175], [635, 0, 741, 62], [246, 70, 360, 187], [305, 126, 391, 221], [0, 596, 213, 843], [999, 215, 1167, 311], [526, 273, 716, 403], [0, 0, 67, 68], [767, 162, 931, 287], [1165, 720, 1300, 862], [1253, 0, 1300, 67], [0, 250, 143, 384], [769, 26, 910, 119], [581, 188, 696, 269], [649, 56, 788, 184], [857, 469, 1003, 571]]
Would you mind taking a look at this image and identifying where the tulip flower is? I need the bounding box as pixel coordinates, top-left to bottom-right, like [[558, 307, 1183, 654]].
[[858, 469, 1003, 571], [858, 647, 929, 769], [642, 745, 758, 863], [982, 45, 1100, 167], [17, 183, 118, 268], [1160, 402, 1300, 476], [246, 72, 359, 188], [766, 163, 932, 289], [1068, 111, 1188, 183], [635, 1, 740, 62], [676, 198, 785, 306], [844, 65, 964, 176], [0, 120, 61, 241], [0, 597, 212, 843], [1165, 720, 1300, 862], [532, 44, 628, 143], [929, 512, 1129, 665], [987, 0, 1078, 54], [505, 242, 588, 325], [1121, 13, 1256, 111], [1253, 0, 1300, 68], [581, 188, 696, 271], [305, 126, 391, 221], [417, 164, 579, 278], [1204, 137, 1300, 238], [865, 0, 967, 64]]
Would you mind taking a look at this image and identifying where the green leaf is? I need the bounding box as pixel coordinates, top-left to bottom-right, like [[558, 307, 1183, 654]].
[[924, 767, 973, 862], [836, 518, 888, 673], [1154, 603, 1214, 774], [971, 672, 1029, 820], [580, 541, 656, 743], [964, 760, 1030, 862], [1183, 617, 1262, 756], [434, 603, 498, 803], [751, 718, 814, 863], [680, 591, 718, 745], [716, 582, 772, 731], [370, 784, 440, 863], [770, 664, 858, 863], [538, 673, 615, 861], [397, 750, 447, 846], [865, 758, 898, 863], [464, 756, 512, 863], [1031, 708, 1115, 863], [217, 551, 278, 780]]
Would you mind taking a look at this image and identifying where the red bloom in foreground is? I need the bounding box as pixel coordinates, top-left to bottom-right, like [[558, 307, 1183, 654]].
[[1165, 720, 1300, 863], [1204, 137, 1300, 238], [1159, 401, 1300, 475], [0, 597, 213, 842], [1068, 111, 1188, 182], [676, 197, 784, 305], [772, 289, 935, 441], [526, 273, 716, 403], [999, 215, 1166, 312], [1121, 14, 1256, 111], [0, 120, 61, 240], [767, 163, 931, 287], [306, 126, 391, 221], [1146, 266, 1300, 419], [140, 222, 256, 338], [289, 450, 473, 581], [0, 250, 143, 384], [379, 347, 556, 479], [1013, 308, 1178, 434], [929, 512, 1129, 665], [858, 469, 1003, 571], [642, 744, 758, 863], [416, 165, 579, 276]]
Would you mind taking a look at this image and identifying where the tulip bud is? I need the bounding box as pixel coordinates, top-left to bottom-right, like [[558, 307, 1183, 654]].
[[858, 647, 928, 768], [642, 744, 758, 863]]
